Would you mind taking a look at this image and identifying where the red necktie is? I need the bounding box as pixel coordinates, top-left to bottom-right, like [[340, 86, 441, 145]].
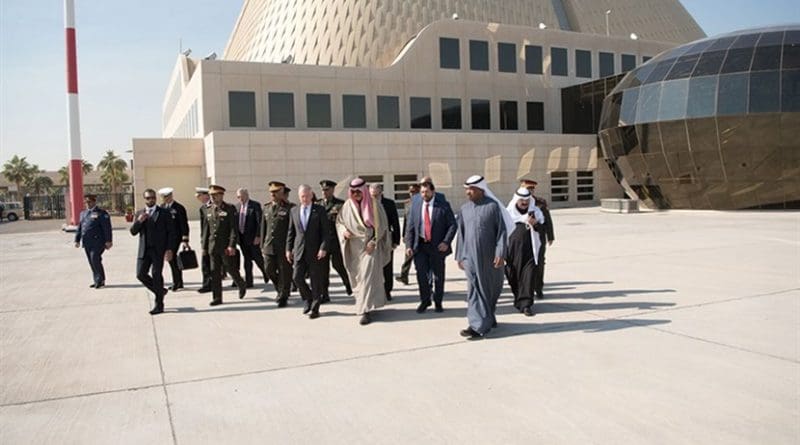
[[424, 202, 432, 242], [239, 204, 246, 233]]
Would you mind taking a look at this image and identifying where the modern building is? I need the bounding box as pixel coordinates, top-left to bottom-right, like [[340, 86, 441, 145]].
[[132, 0, 704, 211], [598, 25, 800, 209]]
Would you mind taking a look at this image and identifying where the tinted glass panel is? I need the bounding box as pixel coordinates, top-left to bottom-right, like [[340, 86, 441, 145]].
[[498, 42, 517, 73], [644, 59, 676, 83], [642, 56, 652, 63], [526, 101, 544, 131], [439, 38, 460, 69], [471, 99, 491, 129], [730, 33, 761, 49], [551, 47, 568, 76], [782, 69, 800, 112], [441, 98, 462, 129], [751, 45, 782, 71], [499, 101, 518, 130], [306, 94, 331, 128], [377, 95, 400, 129], [621, 54, 636, 72], [469, 40, 489, 71], [342, 94, 366, 128], [410, 97, 432, 129], [720, 47, 755, 73], [525, 45, 543, 74], [717, 73, 749, 115], [783, 31, 800, 69], [749, 70, 780, 113], [619, 87, 639, 126], [658, 79, 689, 121], [706, 36, 735, 51], [576, 49, 592, 78], [268, 92, 294, 128], [636, 83, 661, 123], [229, 91, 256, 127], [599, 52, 615, 77], [692, 51, 726, 76], [683, 39, 715, 56], [666, 53, 700, 80], [686, 76, 718, 118]]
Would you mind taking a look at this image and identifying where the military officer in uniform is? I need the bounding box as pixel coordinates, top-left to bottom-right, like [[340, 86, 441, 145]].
[[316, 179, 352, 302], [159, 187, 190, 291], [195, 187, 213, 293], [202, 185, 246, 305], [261, 181, 295, 307], [74, 193, 113, 288]]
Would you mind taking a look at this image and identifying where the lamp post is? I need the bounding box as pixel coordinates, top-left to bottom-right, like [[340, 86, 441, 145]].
[[605, 10, 612, 37], [64, 0, 84, 226]]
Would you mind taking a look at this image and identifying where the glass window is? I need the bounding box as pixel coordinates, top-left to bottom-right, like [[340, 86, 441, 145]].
[[749, 70, 780, 113], [706, 36, 736, 52], [499, 101, 518, 130], [783, 30, 800, 70], [229, 91, 256, 127], [268, 92, 294, 128], [498, 42, 517, 73], [666, 54, 700, 80], [692, 50, 726, 76], [377, 95, 400, 129], [551, 47, 568, 76], [410, 97, 432, 129], [525, 45, 543, 74], [642, 56, 652, 63], [619, 87, 639, 126], [599, 52, 614, 77], [636, 83, 662, 124], [306, 94, 331, 128], [441, 98, 462, 129], [686, 76, 718, 118], [658, 79, 689, 121], [782, 69, 800, 112], [576, 49, 592, 78], [720, 47, 755, 74], [717, 73, 749, 115], [342, 94, 366, 128], [621, 54, 637, 72], [526, 102, 544, 131], [751, 31, 784, 71], [439, 37, 460, 69], [469, 40, 489, 71], [644, 59, 677, 83], [471, 99, 491, 130]]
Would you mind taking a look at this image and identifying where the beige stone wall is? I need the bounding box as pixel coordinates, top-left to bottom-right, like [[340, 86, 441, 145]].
[[131, 138, 206, 216]]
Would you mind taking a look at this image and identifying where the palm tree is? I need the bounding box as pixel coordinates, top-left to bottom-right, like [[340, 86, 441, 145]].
[[2, 155, 35, 199], [31, 176, 54, 195], [58, 160, 94, 186], [97, 150, 129, 212]]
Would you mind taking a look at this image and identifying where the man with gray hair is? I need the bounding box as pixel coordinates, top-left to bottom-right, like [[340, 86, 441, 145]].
[[236, 188, 266, 288]]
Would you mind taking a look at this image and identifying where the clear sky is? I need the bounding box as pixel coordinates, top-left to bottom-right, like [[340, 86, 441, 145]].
[[1, 1, 798, 170]]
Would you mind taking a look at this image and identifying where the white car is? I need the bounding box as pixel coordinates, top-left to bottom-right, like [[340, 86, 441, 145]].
[[0, 202, 23, 221]]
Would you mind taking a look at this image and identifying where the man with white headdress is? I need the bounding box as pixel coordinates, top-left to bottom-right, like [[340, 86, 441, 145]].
[[505, 187, 546, 316], [336, 177, 393, 325], [455, 175, 509, 340]]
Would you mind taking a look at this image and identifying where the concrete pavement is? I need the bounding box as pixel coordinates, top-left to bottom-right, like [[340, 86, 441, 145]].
[[1, 208, 798, 444]]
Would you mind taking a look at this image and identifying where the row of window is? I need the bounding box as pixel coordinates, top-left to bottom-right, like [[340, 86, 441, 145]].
[[439, 37, 650, 78], [229, 91, 546, 131]]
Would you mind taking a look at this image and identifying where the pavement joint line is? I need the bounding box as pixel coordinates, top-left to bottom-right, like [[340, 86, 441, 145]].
[[148, 293, 179, 445], [549, 240, 772, 265]]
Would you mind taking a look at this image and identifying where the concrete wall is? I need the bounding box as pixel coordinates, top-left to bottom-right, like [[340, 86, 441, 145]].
[[131, 138, 206, 216]]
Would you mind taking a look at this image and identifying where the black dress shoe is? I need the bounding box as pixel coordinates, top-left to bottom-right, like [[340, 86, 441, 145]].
[[460, 327, 482, 338], [303, 300, 312, 314], [523, 306, 534, 317], [197, 287, 212, 294], [345, 288, 353, 296], [434, 303, 444, 313], [230, 282, 238, 288], [239, 286, 246, 299], [359, 313, 371, 325], [246, 283, 254, 289], [89, 283, 96, 288], [386, 292, 392, 301], [209, 300, 222, 306], [535, 292, 544, 300], [321, 295, 331, 304], [94, 282, 105, 289], [309, 310, 320, 319], [492, 320, 498, 328], [149, 306, 164, 315], [396, 276, 409, 285], [416, 301, 431, 314], [170, 284, 183, 291], [277, 299, 288, 308]]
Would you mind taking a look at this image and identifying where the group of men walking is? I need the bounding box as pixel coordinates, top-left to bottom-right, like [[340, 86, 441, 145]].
[[75, 174, 554, 339]]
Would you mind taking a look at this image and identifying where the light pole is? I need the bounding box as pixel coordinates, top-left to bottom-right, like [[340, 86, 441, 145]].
[[605, 10, 612, 37], [64, 0, 84, 226]]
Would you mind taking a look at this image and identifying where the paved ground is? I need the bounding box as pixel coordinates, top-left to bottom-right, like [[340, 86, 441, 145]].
[[0, 208, 798, 444]]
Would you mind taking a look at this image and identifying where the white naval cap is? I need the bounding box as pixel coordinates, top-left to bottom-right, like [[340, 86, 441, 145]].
[[194, 187, 209, 195], [157, 187, 174, 196]]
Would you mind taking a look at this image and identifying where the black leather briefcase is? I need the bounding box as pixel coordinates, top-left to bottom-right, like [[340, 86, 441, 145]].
[[178, 248, 199, 270]]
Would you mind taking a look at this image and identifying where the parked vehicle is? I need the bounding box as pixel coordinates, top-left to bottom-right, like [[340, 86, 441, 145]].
[[0, 201, 23, 221]]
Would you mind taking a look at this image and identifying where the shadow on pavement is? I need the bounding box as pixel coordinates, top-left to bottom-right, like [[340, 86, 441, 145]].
[[489, 318, 671, 339]]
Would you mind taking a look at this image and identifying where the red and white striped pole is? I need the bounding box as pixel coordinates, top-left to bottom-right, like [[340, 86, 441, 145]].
[[65, 0, 84, 225]]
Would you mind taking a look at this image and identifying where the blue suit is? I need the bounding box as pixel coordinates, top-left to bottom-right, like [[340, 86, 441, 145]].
[[404, 194, 457, 305], [75, 206, 113, 286]]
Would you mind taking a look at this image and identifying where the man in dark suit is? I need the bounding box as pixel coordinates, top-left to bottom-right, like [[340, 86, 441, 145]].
[[396, 183, 420, 285], [159, 187, 190, 291], [195, 187, 213, 293], [370, 183, 401, 301], [202, 185, 246, 306], [316, 179, 352, 301], [130, 188, 177, 315], [235, 188, 266, 288], [74, 193, 113, 288], [286, 184, 329, 319], [261, 181, 295, 307], [521, 177, 555, 299], [404, 181, 457, 313]]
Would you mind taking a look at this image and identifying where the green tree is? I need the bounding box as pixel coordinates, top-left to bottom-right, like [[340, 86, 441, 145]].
[[31, 175, 54, 195], [97, 150, 129, 212], [2, 155, 35, 199], [58, 160, 94, 186]]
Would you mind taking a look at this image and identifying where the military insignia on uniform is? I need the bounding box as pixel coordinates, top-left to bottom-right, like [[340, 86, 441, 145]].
[[219, 211, 228, 217], [90, 213, 99, 219], [278, 210, 287, 216]]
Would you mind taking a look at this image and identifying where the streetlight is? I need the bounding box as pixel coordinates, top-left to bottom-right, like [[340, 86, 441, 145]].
[[605, 10, 612, 37], [538, 22, 547, 30]]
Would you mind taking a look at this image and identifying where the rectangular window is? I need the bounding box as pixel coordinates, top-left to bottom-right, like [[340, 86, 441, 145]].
[[498, 42, 517, 73], [551, 171, 569, 202], [410, 97, 432, 129], [393, 174, 419, 206], [576, 171, 594, 201], [526, 102, 544, 131], [499, 101, 518, 130], [576, 49, 592, 78], [642, 55, 652, 63], [599, 52, 615, 77], [686, 76, 718, 118], [229, 91, 256, 127], [621, 54, 636, 72], [439, 37, 460, 69], [471, 99, 491, 130], [717, 73, 749, 115], [658, 79, 689, 121], [551, 47, 568, 76], [525, 45, 543, 74], [749, 70, 780, 113], [469, 40, 489, 71], [342, 94, 366, 128], [377, 95, 400, 129], [306, 93, 331, 128], [441, 98, 462, 129], [782, 69, 800, 112], [268, 92, 294, 128]]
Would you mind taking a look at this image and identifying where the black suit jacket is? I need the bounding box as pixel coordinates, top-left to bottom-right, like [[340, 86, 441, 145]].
[[164, 201, 189, 247], [130, 207, 177, 259], [381, 197, 401, 247], [286, 203, 329, 262], [235, 199, 263, 245], [404, 194, 457, 255]]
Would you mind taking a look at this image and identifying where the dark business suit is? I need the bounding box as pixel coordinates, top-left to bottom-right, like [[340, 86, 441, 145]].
[[164, 200, 189, 289], [316, 196, 352, 298], [286, 203, 329, 313], [235, 199, 266, 287], [534, 196, 555, 298], [404, 195, 457, 306], [75, 206, 112, 286], [130, 207, 177, 309], [380, 196, 401, 298], [198, 202, 212, 289]]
